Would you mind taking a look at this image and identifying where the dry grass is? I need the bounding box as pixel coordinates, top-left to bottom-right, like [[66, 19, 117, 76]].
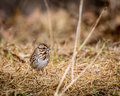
[[0, 9, 120, 96], [0, 40, 120, 96]]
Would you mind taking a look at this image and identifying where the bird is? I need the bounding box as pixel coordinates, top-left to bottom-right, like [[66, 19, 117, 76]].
[[30, 43, 50, 72]]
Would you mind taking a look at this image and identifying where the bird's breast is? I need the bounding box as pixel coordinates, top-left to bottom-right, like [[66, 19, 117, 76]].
[[35, 57, 49, 69]]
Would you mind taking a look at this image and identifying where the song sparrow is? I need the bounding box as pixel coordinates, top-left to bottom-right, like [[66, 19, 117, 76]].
[[30, 43, 50, 71]]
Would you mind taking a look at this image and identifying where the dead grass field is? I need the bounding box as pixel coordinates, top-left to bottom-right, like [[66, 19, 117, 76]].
[[0, 9, 120, 96]]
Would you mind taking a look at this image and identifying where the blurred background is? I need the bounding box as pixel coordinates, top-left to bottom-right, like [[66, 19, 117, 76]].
[[0, 0, 120, 45], [0, 0, 120, 95]]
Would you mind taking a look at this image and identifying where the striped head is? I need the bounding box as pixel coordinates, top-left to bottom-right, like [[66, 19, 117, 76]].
[[37, 43, 50, 54]]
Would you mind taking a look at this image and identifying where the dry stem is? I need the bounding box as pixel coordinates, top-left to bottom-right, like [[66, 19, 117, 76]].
[[54, 5, 105, 96], [78, 9, 105, 51], [59, 44, 105, 96], [71, 0, 84, 80], [54, 0, 83, 95], [44, 0, 54, 48], [54, 63, 71, 96]]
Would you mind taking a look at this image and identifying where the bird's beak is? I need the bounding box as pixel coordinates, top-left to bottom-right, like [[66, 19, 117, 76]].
[[47, 48, 51, 51]]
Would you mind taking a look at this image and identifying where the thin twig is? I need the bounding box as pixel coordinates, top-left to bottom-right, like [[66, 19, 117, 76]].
[[54, 6, 105, 96], [78, 9, 105, 51], [71, 0, 84, 80], [44, 0, 54, 48], [59, 44, 105, 96], [54, 63, 71, 96], [54, 1, 83, 95]]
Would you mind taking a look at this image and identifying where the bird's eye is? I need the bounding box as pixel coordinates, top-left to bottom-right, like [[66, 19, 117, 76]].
[[42, 48, 46, 50]]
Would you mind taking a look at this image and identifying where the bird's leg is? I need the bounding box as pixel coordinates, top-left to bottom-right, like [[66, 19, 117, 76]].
[[40, 69, 43, 75], [41, 68, 48, 75]]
